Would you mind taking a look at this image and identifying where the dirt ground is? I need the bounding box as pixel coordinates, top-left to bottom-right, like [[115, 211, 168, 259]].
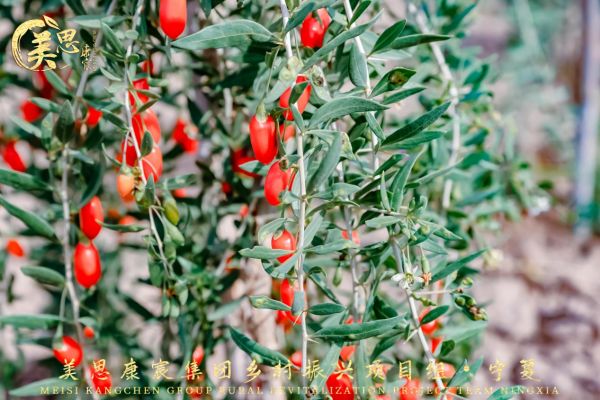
[[471, 213, 600, 399]]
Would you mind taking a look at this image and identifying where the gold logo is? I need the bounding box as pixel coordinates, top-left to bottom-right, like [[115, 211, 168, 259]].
[[11, 15, 95, 71]]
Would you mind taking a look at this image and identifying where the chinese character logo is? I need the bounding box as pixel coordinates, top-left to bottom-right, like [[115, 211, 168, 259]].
[[11, 15, 87, 71]]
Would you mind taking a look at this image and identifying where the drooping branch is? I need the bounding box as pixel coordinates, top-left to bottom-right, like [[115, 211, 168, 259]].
[[58, 1, 118, 397], [120, 0, 172, 275], [391, 239, 447, 396], [278, 0, 309, 385]]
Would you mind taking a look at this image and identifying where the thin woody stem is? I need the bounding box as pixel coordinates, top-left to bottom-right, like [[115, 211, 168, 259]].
[[60, 151, 98, 400], [279, 0, 294, 59], [121, 0, 171, 275], [58, 1, 118, 397], [337, 5, 382, 323], [409, 3, 461, 210], [278, 0, 309, 387], [391, 239, 447, 398]]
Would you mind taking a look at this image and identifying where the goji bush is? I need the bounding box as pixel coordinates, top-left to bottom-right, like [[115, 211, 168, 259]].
[[0, 0, 544, 399]]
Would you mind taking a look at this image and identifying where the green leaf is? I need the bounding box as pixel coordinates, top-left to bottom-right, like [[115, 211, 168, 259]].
[[382, 102, 450, 145], [70, 15, 125, 29], [374, 154, 404, 175], [411, 160, 461, 185], [163, 174, 199, 190], [365, 112, 385, 140], [447, 357, 483, 388], [0, 169, 51, 192], [349, 1, 373, 25], [200, 0, 212, 16], [440, 339, 455, 356], [40, 113, 53, 149], [371, 19, 406, 54], [382, 87, 426, 105], [101, 22, 126, 55], [0, 314, 63, 329], [141, 131, 154, 156], [390, 150, 422, 210], [249, 295, 290, 311], [11, 117, 41, 138], [99, 221, 146, 233], [310, 343, 342, 390], [443, 3, 476, 33], [0, 196, 56, 239], [390, 33, 450, 50], [431, 249, 486, 282], [303, 16, 377, 70], [370, 67, 416, 97], [31, 97, 60, 113], [285, 2, 316, 33], [258, 218, 288, 244], [102, 111, 128, 131], [349, 44, 368, 88], [44, 70, 69, 95], [229, 327, 289, 367], [365, 215, 402, 229], [309, 97, 387, 128], [420, 305, 449, 325], [313, 316, 406, 342], [291, 292, 304, 316], [65, 0, 86, 15], [289, 81, 310, 105], [438, 320, 487, 343], [240, 246, 293, 260], [10, 378, 77, 397], [172, 20, 274, 51], [307, 239, 354, 254], [78, 162, 103, 207], [386, 130, 444, 150], [124, 294, 156, 320], [308, 303, 345, 315], [304, 213, 323, 246], [21, 266, 64, 287], [380, 172, 391, 209], [355, 345, 374, 394], [307, 133, 342, 191], [271, 253, 299, 278], [54, 100, 75, 143]]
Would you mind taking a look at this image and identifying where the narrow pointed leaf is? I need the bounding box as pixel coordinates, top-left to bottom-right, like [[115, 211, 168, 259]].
[[172, 20, 275, 50], [0, 169, 52, 191], [390, 33, 450, 50], [382, 102, 450, 145], [309, 97, 387, 128], [431, 249, 486, 282], [314, 315, 406, 342], [249, 296, 290, 311], [21, 266, 64, 287], [0, 196, 56, 239], [307, 133, 342, 191], [303, 16, 378, 70], [371, 19, 407, 54], [229, 327, 289, 367], [390, 150, 422, 210], [349, 44, 368, 88]]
